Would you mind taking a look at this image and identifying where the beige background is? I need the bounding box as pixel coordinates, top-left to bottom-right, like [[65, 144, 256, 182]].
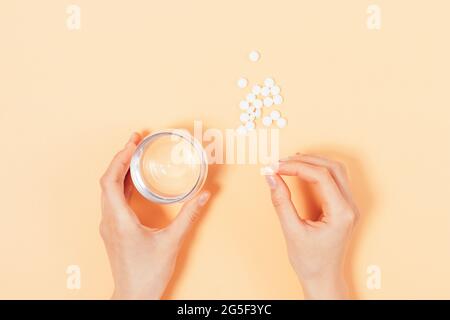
[[1, 0, 450, 299]]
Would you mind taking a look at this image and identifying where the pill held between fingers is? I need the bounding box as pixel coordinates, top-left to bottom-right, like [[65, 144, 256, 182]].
[[270, 85, 281, 95], [263, 97, 273, 107], [261, 86, 271, 97], [270, 110, 281, 120], [253, 99, 263, 108], [252, 85, 262, 95], [276, 117, 287, 128], [264, 78, 275, 88], [262, 116, 272, 127], [245, 121, 256, 130], [237, 78, 248, 88], [240, 100, 250, 110], [240, 112, 250, 123], [273, 95, 283, 105], [249, 50, 260, 62], [246, 93, 256, 102]]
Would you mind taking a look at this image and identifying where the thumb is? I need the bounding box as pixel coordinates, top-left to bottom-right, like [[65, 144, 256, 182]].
[[264, 173, 305, 235], [169, 191, 211, 240]]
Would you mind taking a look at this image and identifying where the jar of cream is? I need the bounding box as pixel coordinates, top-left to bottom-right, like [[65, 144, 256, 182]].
[[130, 130, 208, 204]]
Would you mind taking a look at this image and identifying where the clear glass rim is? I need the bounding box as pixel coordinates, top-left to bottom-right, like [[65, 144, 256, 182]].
[[130, 129, 208, 204]]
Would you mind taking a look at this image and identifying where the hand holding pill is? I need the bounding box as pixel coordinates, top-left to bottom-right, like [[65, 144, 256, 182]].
[[99, 133, 211, 299], [264, 154, 359, 299]]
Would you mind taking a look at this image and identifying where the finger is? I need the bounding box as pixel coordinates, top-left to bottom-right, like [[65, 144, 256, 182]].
[[283, 154, 352, 202], [100, 132, 141, 210], [275, 161, 348, 219], [264, 173, 306, 235], [168, 191, 211, 241], [124, 172, 134, 200]]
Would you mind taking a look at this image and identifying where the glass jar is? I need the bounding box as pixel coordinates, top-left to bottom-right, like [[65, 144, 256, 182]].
[[130, 130, 208, 204]]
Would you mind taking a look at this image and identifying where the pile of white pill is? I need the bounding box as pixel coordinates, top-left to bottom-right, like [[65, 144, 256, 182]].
[[235, 51, 287, 134], [236, 76, 287, 135]]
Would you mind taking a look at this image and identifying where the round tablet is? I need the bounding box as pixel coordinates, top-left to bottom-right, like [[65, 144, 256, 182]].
[[246, 105, 256, 113], [252, 85, 262, 95], [249, 50, 260, 62], [237, 78, 248, 88], [263, 97, 273, 107], [245, 121, 256, 130], [270, 85, 281, 95], [262, 116, 272, 127], [239, 100, 250, 110], [270, 110, 281, 120], [240, 112, 250, 123], [264, 78, 275, 88], [253, 99, 263, 108], [246, 93, 256, 102], [261, 86, 271, 97], [276, 117, 287, 128], [273, 95, 283, 105]]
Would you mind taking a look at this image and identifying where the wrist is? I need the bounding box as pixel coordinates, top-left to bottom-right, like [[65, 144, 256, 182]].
[[300, 270, 349, 300]]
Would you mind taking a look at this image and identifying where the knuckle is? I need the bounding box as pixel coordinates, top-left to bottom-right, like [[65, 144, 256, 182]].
[[316, 166, 332, 181], [98, 221, 109, 240], [99, 174, 112, 190], [332, 161, 346, 173], [340, 205, 357, 225], [99, 175, 107, 189], [271, 191, 289, 208]]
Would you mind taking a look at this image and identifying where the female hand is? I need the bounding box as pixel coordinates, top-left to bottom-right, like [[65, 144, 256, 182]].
[[264, 154, 359, 299], [99, 133, 211, 299]]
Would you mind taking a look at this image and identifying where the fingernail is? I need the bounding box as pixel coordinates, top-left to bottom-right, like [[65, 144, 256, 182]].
[[265, 175, 277, 189], [198, 192, 210, 206], [279, 157, 291, 162], [270, 162, 280, 172], [124, 134, 136, 148]]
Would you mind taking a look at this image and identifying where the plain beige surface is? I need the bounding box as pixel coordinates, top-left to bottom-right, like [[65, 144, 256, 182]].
[[1, 0, 450, 299]]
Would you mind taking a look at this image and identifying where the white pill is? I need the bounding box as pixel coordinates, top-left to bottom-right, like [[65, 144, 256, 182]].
[[262, 116, 272, 127], [236, 125, 247, 135], [237, 78, 248, 88], [276, 117, 287, 128], [263, 97, 273, 107], [253, 99, 263, 108], [264, 78, 275, 87], [270, 110, 281, 120], [270, 85, 281, 95], [254, 108, 262, 118], [246, 105, 256, 113], [261, 86, 271, 97], [239, 100, 250, 110], [246, 93, 256, 102], [273, 95, 283, 105], [240, 112, 250, 123], [252, 85, 262, 95], [245, 121, 256, 130], [249, 50, 260, 62]]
